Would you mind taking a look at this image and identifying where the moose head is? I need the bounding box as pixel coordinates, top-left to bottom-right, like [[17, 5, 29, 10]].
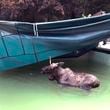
[[41, 62, 64, 74]]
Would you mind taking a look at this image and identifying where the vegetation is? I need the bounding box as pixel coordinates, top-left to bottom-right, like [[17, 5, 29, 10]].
[[0, 0, 110, 22]]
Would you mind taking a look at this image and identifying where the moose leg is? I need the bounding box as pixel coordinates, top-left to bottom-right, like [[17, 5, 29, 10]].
[[58, 74, 69, 85], [80, 84, 92, 91], [48, 74, 55, 81]]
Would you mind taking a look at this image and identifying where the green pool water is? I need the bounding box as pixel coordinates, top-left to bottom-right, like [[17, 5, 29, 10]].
[[0, 52, 110, 110]]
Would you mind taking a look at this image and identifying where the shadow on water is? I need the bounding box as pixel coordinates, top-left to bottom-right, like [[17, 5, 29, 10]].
[[0, 52, 110, 110]]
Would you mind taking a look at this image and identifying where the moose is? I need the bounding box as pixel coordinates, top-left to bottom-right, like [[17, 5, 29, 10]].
[[41, 61, 100, 90]]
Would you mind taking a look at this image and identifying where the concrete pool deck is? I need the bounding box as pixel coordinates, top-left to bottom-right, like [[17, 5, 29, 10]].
[[89, 41, 110, 66], [98, 41, 110, 49]]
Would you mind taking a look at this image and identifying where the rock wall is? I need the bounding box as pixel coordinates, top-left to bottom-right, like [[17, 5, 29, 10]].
[[0, 0, 110, 22]]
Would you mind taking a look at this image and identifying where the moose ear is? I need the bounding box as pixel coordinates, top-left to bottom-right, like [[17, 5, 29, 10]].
[[58, 62, 64, 67]]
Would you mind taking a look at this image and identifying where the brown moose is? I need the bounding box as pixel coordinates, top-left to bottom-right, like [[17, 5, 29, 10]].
[[41, 62, 100, 90]]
